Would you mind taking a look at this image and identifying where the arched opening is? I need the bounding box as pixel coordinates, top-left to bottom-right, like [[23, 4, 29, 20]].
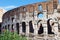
[[22, 22, 26, 33], [37, 12, 44, 19], [5, 25, 7, 29], [22, 7, 26, 19], [11, 17, 14, 22], [16, 23, 19, 34], [11, 24, 14, 32], [38, 5, 43, 11], [23, 7, 26, 12], [47, 19, 54, 34], [37, 20, 43, 34], [29, 21, 34, 33], [8, 24, 10, 30]]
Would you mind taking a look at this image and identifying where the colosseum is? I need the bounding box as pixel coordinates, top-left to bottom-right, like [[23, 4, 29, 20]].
[[1, 0, 60, 40]]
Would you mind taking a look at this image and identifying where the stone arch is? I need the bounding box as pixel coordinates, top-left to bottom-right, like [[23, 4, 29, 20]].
[[11, 24, 14, 32], [37, 12, 44, 19], [11, 17, 14, 22], [16, 23, 19, 34], [47, 18, 58, 34], [54, 18, 60, 32], [5, 25, 7, 29], [29, 21, 34, 33], [23, 7, 27, 12], [37, 20, 43, 34], [52, 18, 58, 35], [37, 20, 42, 25], [22, 22, 26, 33], [47, 18, 54, 34], [37, 4, 44, 19]]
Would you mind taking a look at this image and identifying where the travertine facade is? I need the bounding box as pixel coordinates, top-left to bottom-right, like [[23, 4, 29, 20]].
[[2, 0, 60, 40]]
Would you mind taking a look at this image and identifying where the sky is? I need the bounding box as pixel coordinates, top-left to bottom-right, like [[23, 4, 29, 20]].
[[0, 0, 60, 11]]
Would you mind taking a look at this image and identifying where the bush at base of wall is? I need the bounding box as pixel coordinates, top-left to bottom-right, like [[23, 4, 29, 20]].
[[0, 30, 27, 40]]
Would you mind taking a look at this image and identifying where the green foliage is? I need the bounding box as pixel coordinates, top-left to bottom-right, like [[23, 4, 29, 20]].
[[0, 30, 27, 40]]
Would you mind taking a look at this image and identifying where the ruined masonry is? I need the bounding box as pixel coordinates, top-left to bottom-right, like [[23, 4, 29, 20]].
[[2, 0, 60, 40]]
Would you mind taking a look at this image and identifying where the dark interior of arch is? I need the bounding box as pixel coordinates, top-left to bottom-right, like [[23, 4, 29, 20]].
[[22, 22, 26, 33], [11, 24, 14, 31], [5, 25, 7, 29], [12, 17, 14, 22], [16, 23, 19, 34], [29, 21, 34, 33], [38, 22, 43, 34], [8, 25, 10, 30], [47, 19, 54, 34]]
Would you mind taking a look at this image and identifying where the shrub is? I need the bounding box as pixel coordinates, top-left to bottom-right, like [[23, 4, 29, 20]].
[[0, 30, 27, 40]]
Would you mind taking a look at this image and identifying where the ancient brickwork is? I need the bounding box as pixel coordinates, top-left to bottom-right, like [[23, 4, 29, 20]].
[[2, 0, 60, 40]]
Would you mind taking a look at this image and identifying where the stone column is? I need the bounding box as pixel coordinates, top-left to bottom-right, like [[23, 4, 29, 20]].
[[26, 21, 29, 36], [53, 10, 58, 38], [33, 11, 38, 40], [53, 20, 58, 40], [43, 10, 47, 20], [19, 13, 22, 35], [53, 9, 58, 18], [43, 10, 47, 35], [26, 12, 29, 36], [43, 20, 47, 40], [25, 12, 29, 40], [43, 10, 47, 40], [13, 22, 16, 32], [19, 22, 22, 35], [9, 17, 12, 32], [13, 15, 17, 32], [9, 24, 12, 32]]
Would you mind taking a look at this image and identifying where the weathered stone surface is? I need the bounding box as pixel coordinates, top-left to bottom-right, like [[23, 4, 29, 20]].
[[2, 0, 60, 40]]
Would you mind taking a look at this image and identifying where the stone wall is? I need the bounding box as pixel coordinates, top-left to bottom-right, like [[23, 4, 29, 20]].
[[2, 0, 60, 40]]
